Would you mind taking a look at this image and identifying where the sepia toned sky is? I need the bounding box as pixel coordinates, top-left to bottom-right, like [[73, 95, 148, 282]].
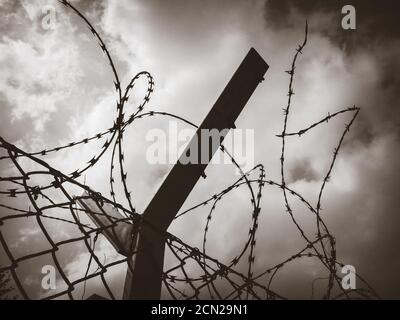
[[0, 0, 399, 299]]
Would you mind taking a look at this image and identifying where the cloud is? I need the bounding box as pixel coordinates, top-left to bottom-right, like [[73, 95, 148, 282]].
[[1, 0, 399, 299]]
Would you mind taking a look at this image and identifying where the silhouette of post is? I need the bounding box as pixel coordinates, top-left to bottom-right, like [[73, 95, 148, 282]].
[[124, 48, 268, 299]]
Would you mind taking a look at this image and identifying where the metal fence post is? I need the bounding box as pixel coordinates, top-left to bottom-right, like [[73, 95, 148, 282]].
[[124, 48, 268, 299]]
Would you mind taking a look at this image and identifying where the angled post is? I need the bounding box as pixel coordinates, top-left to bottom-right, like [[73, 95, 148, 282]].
[[77, 193, 134, 256], [125, 48, 269, 299]]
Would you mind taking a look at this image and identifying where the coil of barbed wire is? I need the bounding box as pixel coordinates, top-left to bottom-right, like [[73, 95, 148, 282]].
[[0, 0, 379, 300]]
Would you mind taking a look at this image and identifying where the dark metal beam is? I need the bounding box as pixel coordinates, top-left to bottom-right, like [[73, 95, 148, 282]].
[[125, 48, 268, 299]]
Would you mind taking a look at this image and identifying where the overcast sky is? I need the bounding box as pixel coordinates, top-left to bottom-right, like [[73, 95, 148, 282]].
[[1, 0, 399, 299]]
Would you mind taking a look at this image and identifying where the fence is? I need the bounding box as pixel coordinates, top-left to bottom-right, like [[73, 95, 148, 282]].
[[0, 0, 378, 300]]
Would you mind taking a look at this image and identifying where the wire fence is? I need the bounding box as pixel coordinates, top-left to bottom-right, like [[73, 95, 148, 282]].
[[0, 0, 379, 300]]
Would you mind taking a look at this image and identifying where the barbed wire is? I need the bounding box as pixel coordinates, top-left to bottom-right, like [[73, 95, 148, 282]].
[[0, 1, 378, 300]]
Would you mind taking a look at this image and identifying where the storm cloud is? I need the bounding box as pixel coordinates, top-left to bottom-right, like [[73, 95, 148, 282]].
[[1, 0, 399, 299]]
